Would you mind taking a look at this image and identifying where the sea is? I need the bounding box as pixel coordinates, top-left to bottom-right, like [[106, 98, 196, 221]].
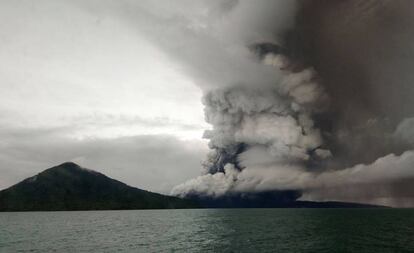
[[0, 208, 413, 252]]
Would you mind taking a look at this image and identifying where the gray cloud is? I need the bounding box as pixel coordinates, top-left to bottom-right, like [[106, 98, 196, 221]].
[[0, 126, 207, 194], [67, 113, 206, 131], [76, 0, 298, 91], [101, 0, 414, 206], [173, 150, 414, 207]]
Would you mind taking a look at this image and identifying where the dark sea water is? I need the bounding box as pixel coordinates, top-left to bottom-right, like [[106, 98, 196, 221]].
[[0, 209, 413, 252]]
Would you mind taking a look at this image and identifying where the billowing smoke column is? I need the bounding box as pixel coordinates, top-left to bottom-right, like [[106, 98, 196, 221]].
[[120, 0, 414, 206], [204, 43, 332, 174], [172, 42, 332, 198]]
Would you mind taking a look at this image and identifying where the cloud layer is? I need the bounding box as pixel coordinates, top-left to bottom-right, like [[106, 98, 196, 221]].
[[2, 0, 414, 207]]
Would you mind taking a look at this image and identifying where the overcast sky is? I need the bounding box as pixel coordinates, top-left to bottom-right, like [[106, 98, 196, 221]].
[[0, 0, 210, 193]]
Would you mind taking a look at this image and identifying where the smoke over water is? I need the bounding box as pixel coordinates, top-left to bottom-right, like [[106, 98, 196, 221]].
[[126, 0, 414, 207]]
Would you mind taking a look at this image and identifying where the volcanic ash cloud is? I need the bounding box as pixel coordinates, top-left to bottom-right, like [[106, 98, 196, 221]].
[[172, 48, 331, 197], [121, 0, 414, 206]]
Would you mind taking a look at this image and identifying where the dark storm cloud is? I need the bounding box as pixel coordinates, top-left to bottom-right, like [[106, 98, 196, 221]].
[[290, 0, 414, 167]]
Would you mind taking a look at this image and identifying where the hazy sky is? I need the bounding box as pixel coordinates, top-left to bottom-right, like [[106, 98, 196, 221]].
[[3, 0, 414, 207], [0, 0, 209, 193]]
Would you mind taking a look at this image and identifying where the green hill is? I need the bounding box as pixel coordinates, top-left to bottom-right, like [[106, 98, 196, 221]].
[[0, 162, 198, 211]]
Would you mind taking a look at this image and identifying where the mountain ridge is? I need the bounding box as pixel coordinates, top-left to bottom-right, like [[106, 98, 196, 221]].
[[0, 162, 198, 211]]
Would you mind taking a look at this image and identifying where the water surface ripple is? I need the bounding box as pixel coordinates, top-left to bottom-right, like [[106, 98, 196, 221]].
[[0, 209, 413, 252]]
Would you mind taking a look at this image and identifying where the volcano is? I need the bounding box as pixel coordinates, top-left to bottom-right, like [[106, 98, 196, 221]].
[[0, 162, 198, 211]]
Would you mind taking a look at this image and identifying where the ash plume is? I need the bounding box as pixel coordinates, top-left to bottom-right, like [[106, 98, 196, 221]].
[[114, 0, 414, 207], [171, 0, 332, 198]]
